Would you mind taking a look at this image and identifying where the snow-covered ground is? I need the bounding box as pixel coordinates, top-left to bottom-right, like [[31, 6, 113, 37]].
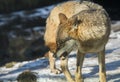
[[0, 3, 120, 82]]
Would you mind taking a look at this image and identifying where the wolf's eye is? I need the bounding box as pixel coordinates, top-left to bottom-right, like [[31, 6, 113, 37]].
[[57, 40, 65, 50]]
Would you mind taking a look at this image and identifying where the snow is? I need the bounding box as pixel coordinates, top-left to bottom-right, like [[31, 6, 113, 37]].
[[33, 5, 55, 18], [111, 21, 120, 29], [0, 5, 54, 28], [11, 5, 54, 19]]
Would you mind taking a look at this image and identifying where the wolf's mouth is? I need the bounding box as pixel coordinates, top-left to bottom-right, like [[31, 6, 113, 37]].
[[55, 39, 76, 58]]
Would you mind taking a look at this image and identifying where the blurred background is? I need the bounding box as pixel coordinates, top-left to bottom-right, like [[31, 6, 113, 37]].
[[0, 0, 119, 66]]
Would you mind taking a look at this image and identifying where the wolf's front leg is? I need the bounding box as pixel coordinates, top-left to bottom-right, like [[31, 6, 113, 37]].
[[48, 51, 62, 74], [60, 55, 75, 82], [75, 51, 85, 82]]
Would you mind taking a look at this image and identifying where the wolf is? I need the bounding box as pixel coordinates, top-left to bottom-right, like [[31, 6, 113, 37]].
[[44, 1, 111, 82]]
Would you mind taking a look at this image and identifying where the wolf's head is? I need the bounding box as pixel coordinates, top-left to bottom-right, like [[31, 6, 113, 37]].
[[57, 13, 82, 42], [55, 13, 81, 57]]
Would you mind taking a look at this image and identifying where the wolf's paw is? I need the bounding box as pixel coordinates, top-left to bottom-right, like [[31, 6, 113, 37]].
[[51, 69, 62, 74]]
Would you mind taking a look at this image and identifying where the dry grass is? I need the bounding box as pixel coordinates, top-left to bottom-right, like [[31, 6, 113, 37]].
[[17, 70, 37, 82], [5, 61, 16, 68]]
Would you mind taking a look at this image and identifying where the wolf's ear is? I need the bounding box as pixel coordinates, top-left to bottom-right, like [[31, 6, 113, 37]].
[[59, 13, 68, 24]]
